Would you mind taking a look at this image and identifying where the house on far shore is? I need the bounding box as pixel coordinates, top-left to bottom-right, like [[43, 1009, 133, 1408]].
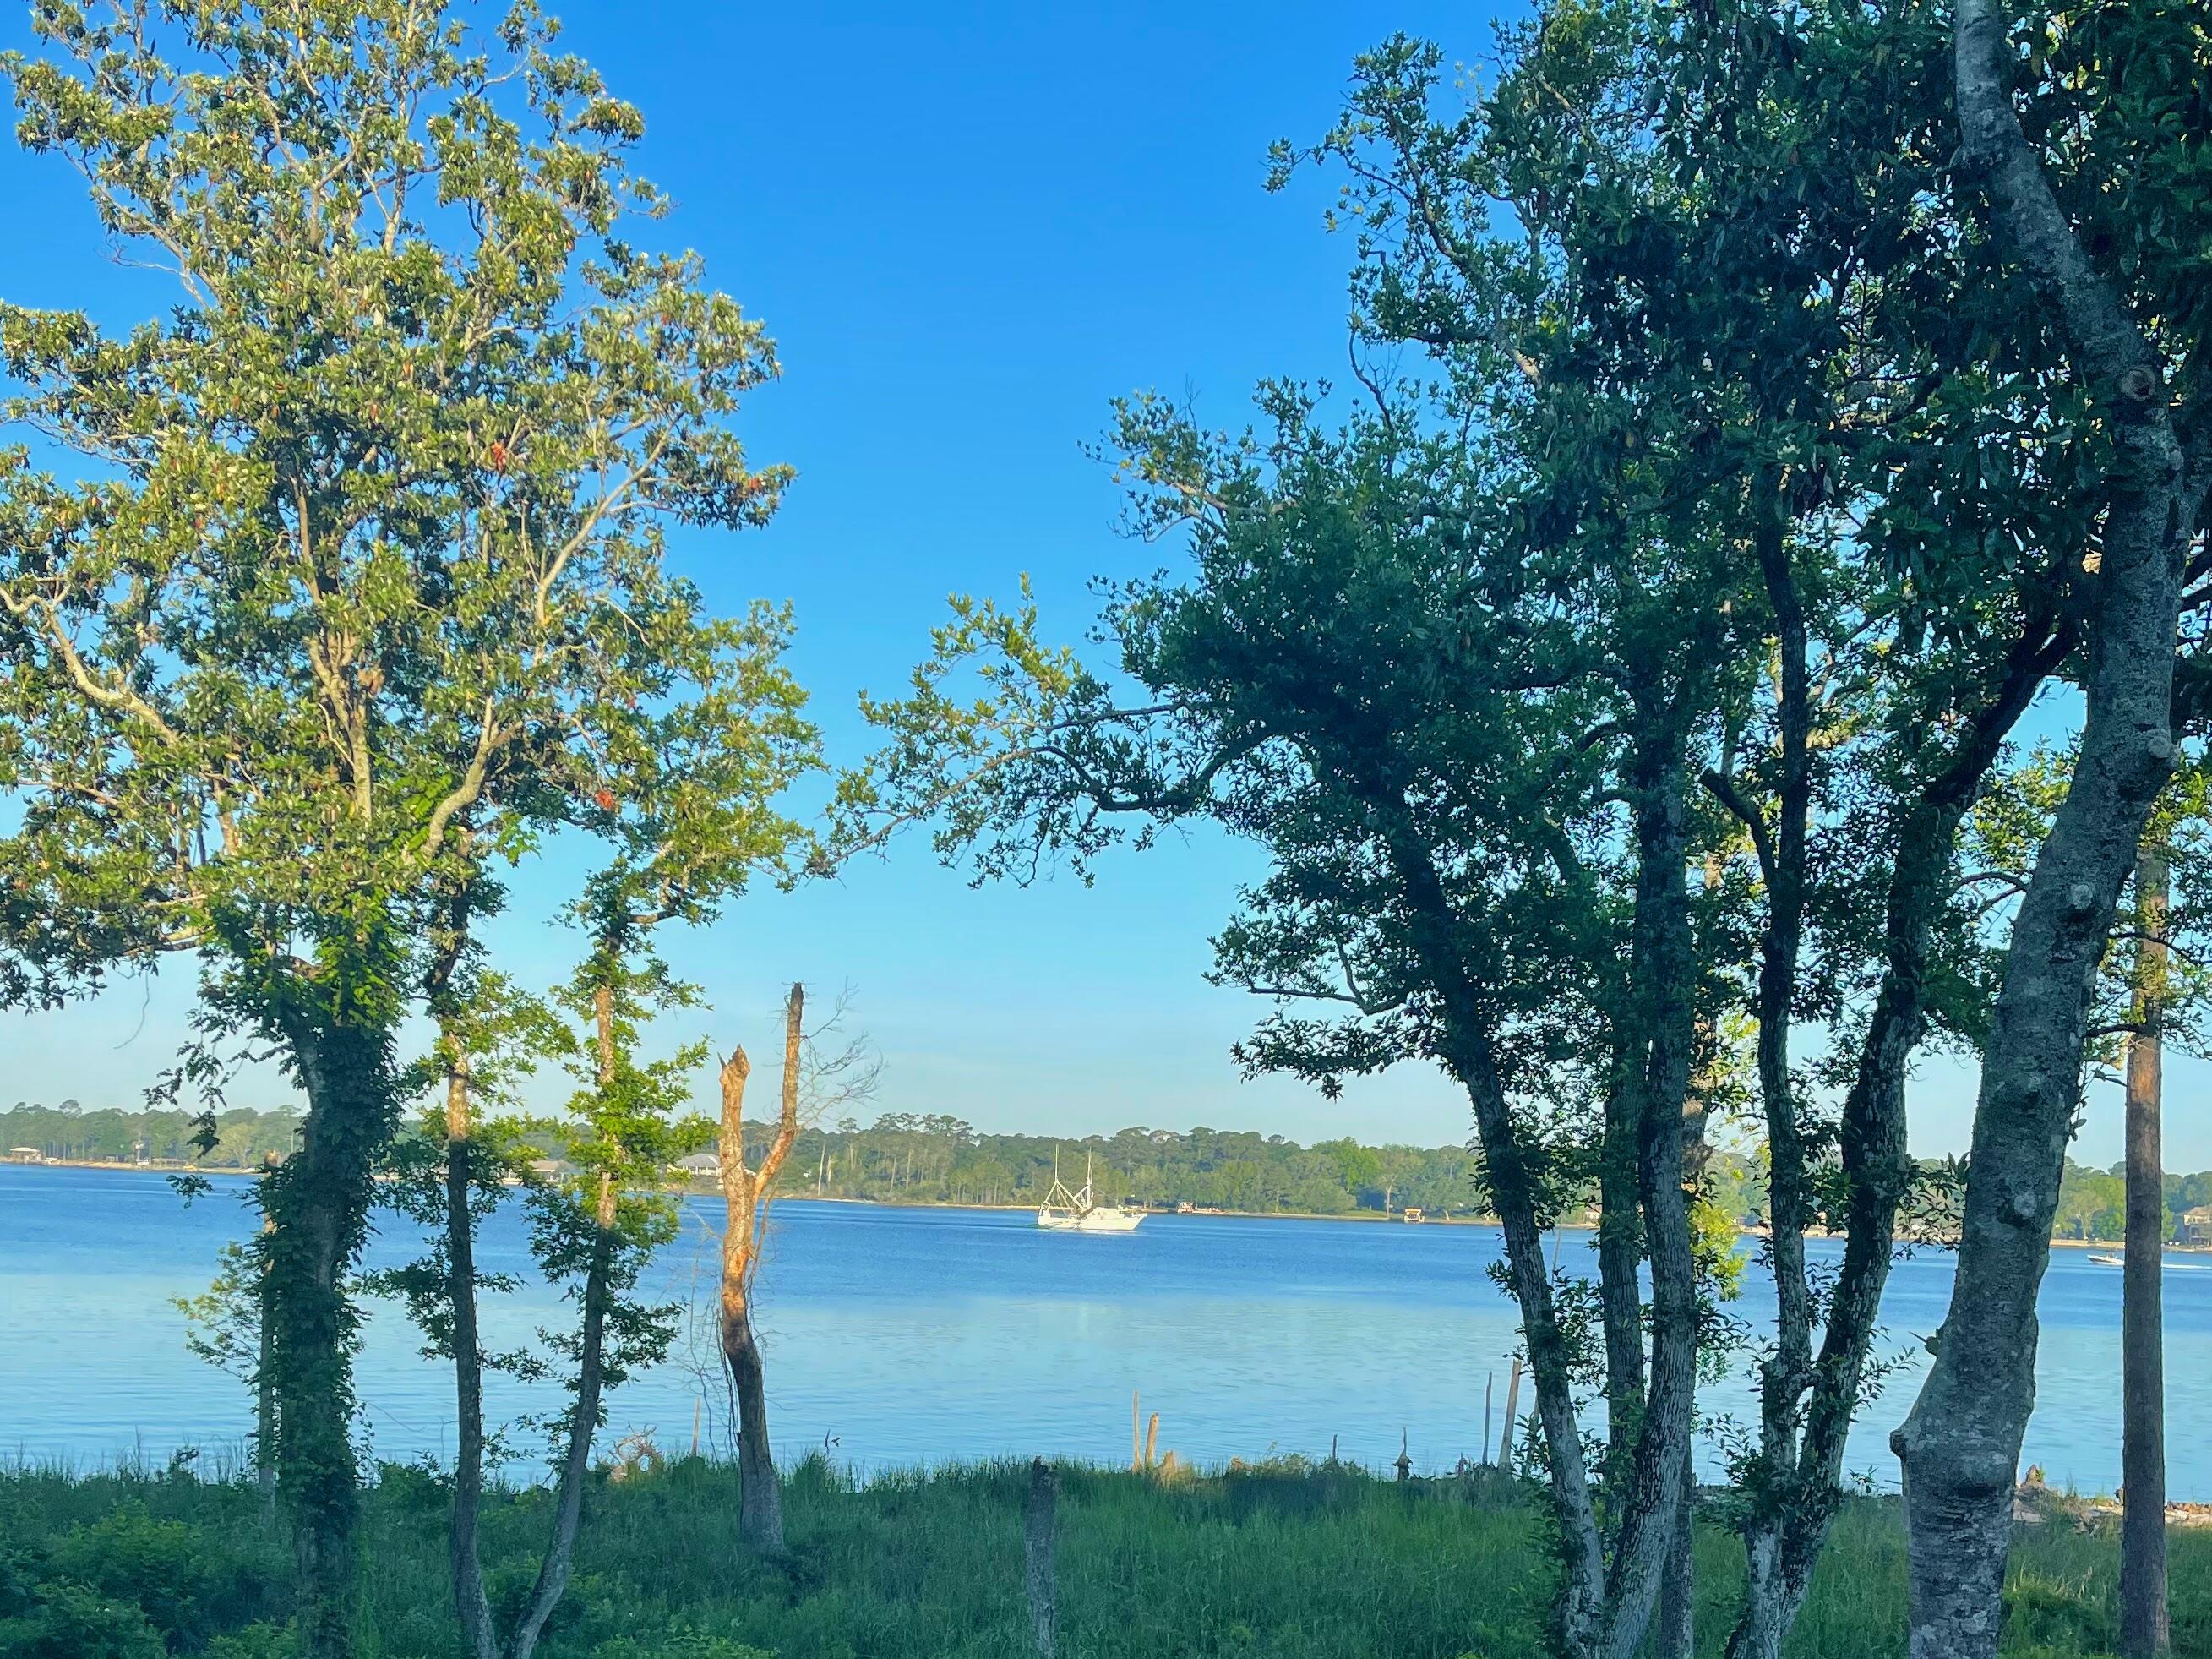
[[673, 1152, 720, 1181], [2182, 1204, 2212, 1247], [5, 1146, 44, 1165]]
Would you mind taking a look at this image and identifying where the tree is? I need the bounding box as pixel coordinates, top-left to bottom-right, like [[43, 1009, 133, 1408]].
[[1273, 13, 2158, 1654], [1892, 3, 2209, 1651], [716, 985, 804, 1558], [715, 980, 876, 1556], [0, 6, 787, 1651], [384, 620, 815, 1656], [847, 388, 1728, 1659]]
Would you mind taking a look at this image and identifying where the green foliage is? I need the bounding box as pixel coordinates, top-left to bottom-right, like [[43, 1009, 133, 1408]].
[[3, 1463, 2204, 1659], [589, 1629, 772, 1659], [0, 4, 809, 1645], [0, 1580, 167, 1659]]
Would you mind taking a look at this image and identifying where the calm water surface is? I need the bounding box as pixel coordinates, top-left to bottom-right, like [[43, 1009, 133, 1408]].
[[4, 1164, 2209, 1497]]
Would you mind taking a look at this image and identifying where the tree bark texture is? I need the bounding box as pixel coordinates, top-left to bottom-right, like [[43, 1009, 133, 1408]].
[[262, 1013, 400, 1659], [1900, 7, 2197, 1657]]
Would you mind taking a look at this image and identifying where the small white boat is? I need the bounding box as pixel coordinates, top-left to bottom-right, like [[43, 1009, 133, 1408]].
[[1038, 1152, 1144, 1233], [2087, 1250, 2124, 1267]]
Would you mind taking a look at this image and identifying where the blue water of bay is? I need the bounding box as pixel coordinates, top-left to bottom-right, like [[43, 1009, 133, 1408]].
[[5, 1164, 2209, 1497]]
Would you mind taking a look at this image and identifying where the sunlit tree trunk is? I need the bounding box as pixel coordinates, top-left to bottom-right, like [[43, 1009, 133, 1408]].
[[719, 985, 806, 1558]]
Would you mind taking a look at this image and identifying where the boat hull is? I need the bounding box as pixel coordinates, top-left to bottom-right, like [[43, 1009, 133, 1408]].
[[1037, 1207, 1144, 1232]]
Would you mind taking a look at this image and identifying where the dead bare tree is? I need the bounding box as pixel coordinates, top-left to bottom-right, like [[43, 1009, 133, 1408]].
[[717, 987, 799, 1557], [716, 983, 881, 1556]]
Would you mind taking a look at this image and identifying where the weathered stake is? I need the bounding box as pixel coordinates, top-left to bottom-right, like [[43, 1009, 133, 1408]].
[[1499, 1357, 1523, 1469], [1024, 1457, 1058, 1659]]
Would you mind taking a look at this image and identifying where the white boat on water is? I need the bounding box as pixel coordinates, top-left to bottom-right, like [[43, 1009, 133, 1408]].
[[2087, 1250, 2123, 1267], [1037, 1152, 1144, 1233]]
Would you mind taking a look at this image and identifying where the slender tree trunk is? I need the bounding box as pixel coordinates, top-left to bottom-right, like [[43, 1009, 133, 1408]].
[[719, 986, 805, 1558], [2122, 846, 2169, 1659], [509, 982, 624, 1659], [1623, 731, 1701, 1659], [443, 1060, 497, 1659], [1721, 619, 2064, 1659], [1597, 1072, 1648, 1476], [263, 1016, 400, 1659], [508, 1177, 617, 1659], [1899, 8, 2196, 1655], [1368, 739, 1695, 1659], [255, 1203, 278, 1520]]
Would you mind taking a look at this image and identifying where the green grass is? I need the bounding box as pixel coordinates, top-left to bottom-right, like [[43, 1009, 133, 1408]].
[[2, 1456, 2206, 1658]]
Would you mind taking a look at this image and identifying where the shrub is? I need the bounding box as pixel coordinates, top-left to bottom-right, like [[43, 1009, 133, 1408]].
[[590, 1626, 773, 1659], [0, 1579, 166, 1659]]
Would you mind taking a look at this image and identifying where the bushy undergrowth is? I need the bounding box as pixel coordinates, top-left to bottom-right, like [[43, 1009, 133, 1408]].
[[0, 1455, 2204, 1658]]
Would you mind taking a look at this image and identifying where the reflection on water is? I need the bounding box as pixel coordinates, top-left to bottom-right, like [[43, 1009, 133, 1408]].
[[4, 1165, 2209, 1497]]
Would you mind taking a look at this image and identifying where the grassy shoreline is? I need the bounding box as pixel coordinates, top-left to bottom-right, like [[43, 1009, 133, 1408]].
[[3, 1456, 2205, 1658]]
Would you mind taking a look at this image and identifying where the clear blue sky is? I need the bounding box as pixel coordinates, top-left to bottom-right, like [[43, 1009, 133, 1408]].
[[0, 3, 2182, 1166]]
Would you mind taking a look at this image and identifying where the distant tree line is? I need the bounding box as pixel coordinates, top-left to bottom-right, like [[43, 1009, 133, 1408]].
[[775, 1116, 1489, 1216], [1, 1102, 300, 1166], [2053, 1160, 2212, 1244], [25, 1100, 2212, 1249]]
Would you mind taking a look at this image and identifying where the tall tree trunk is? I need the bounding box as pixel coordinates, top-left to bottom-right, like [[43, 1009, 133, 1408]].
[[1898, 8, 2197, 1656], [724, 1299, 783, 1554], [1623, 730, 1701, 1659], [719, 985, 806, 1558], [1720, 615, 2066, 1659], [443, 1059, 498, 1659], [1706, 495, 1812, 1659], [509, 982, 624, 1659], [255, 1202, 278, 1520], [508, 1177, 617, 1659], [1658, 1440, 1696, 1659], [1597, 1070, 1648, 1479], [263, 1015, 399, 1659], [1368, 743, 1695, 1659], [2122, 845, 2169, 1659]]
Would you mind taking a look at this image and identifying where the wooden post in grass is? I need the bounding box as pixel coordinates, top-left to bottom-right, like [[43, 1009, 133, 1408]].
[[1482, 1371, 1494, 1466], [1131, 1391, 1141, 1472], [1025, 1458, 1058, 1659], [1498, 1358, 1523, 1470]]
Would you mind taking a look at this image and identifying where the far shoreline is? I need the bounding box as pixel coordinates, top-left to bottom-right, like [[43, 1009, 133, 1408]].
[[14, 1159, 2209, 1252]]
